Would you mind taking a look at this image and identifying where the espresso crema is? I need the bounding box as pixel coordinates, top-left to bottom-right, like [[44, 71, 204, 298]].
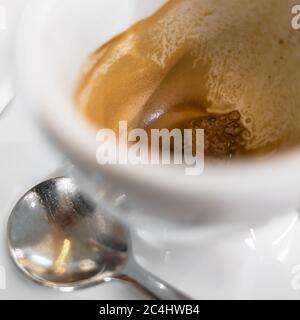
[[76, 0, 300, 159]]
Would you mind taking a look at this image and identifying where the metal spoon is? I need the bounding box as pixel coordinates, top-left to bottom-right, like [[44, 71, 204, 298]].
[[7, 176, 190, 300]]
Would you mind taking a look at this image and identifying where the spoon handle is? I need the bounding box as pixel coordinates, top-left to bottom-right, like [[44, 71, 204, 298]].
[[118, 259, 191, 300]]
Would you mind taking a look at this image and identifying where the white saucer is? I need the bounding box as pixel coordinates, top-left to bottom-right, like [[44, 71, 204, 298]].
[[2, 98, 300, 300]]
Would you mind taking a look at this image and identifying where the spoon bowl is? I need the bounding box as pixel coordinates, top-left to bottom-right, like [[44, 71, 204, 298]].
[[8, 177, 129, 289]]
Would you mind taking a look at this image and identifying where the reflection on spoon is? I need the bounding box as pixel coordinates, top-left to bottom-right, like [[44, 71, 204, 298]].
[[8, 176, 191, 300]]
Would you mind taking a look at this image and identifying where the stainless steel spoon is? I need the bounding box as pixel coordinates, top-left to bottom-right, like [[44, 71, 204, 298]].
[[7, 176, 190, 300]]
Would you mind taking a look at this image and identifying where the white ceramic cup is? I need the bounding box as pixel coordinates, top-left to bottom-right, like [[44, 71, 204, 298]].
[[0, 0, 27, 113], [15, 0, 300, 243]]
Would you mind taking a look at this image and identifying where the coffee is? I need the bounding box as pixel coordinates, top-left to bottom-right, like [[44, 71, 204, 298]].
[[75, 0, 300, 159]]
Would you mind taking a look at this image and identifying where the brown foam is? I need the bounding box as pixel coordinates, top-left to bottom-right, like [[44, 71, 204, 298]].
[[75, 0, 300, 158]]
